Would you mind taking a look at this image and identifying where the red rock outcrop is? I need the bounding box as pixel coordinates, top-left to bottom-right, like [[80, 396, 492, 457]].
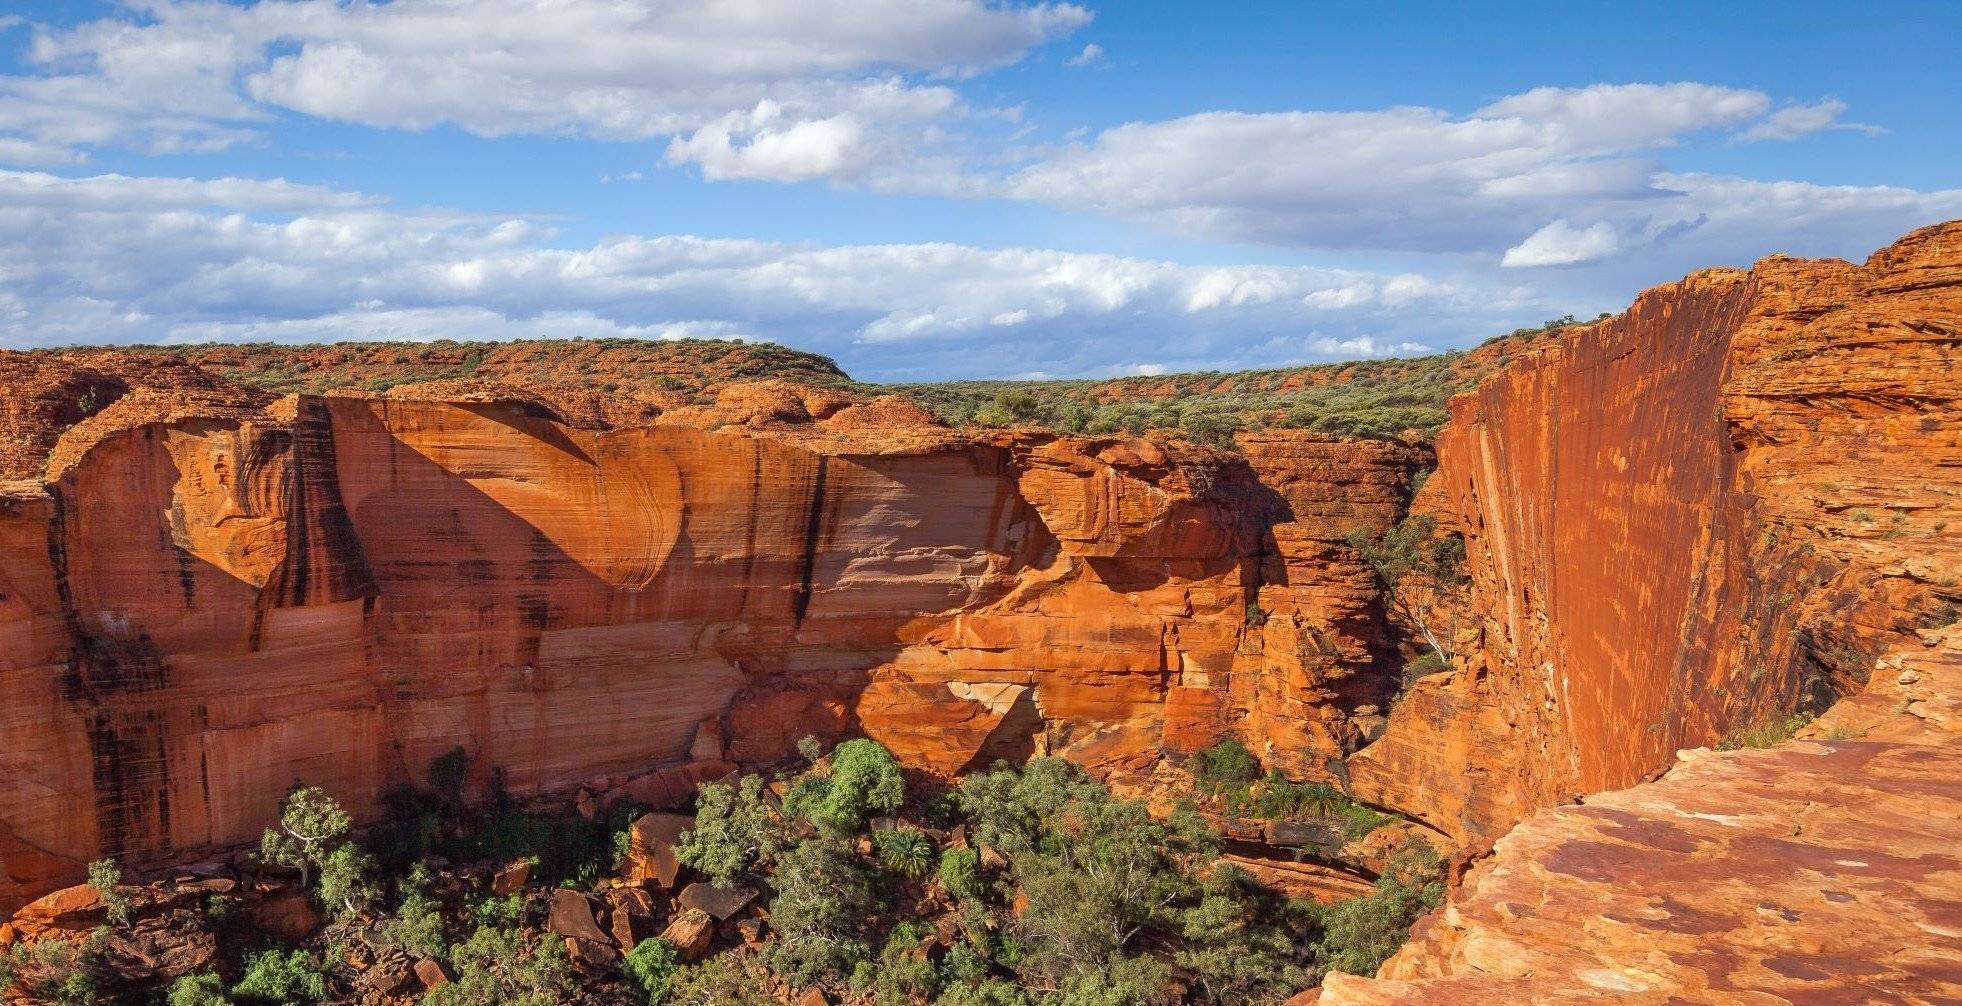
[[1313, 222, 1960, 1002], [0, 374, 1416, 913], [1351, 221, 1961, 844], [1318, 627, 1962, 1004]]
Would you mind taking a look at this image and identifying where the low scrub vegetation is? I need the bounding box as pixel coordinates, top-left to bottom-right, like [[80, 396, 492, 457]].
[[5, 739, 1444, 1005], [1190, 740, 1401, 840], [1715, 711, 1816, 751], [879, 315, 1601, 447]]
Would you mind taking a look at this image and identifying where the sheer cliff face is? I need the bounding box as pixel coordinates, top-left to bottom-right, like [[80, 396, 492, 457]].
[[1346, 222, 1960, 846], [0, 386, 1416, 913]]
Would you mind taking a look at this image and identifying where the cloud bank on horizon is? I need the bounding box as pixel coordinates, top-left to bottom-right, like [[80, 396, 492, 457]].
[[0, 0, 1955, 381]]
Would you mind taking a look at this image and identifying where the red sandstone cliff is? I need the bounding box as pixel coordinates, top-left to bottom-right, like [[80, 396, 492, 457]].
[[1317, 626, 1962, 1004], [1313, 222, 1960, 1002], [0, 366, 1417, 913], [1349, 221, 1961, 845]]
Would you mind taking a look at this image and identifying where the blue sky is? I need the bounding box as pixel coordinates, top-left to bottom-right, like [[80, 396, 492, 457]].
[[0, 1, 1956, 381]]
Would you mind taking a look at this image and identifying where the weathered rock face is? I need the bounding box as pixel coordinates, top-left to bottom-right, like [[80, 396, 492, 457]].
[[1319, 627, 1962, 1005], [1351, 222, 1962, 845], [0, 378, 1417, 913], [1313, 221, 1961, 1003]]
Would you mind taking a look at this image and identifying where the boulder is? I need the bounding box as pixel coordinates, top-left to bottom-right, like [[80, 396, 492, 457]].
[[689, 717, 726, 762], [676, 882, 757, 921], [414, 957, 451, 990], [1263, 818, 1344, 853], [365, 959, 418, 997], [546, 889, 609, 944], [661, 908, 716, 962], [604, 760, 737, 812], [249, 887, 322, 943], [606, 886, 655, 918], [624, 812, 692, 889], [2, 884, 103, 941], [610, 907, 651, 951], [565, 936, 619, 967], [490, 859, 531, 896]]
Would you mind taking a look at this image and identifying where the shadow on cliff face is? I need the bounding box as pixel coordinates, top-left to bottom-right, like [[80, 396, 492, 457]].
[[36, 412, 364, 873], [18, 398, 1430, 908]]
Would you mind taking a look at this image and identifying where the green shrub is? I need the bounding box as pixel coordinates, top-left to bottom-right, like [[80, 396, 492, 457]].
[[784, 739, 905, 836], [933, 978, 1030, 1006], [167, 972, 233, 1006], [1401, 652, 1449, 686], [1173, 864, 1310, 1003], [874, 827, 936, 880], [380, 865, 448, 961], [316, 842, 379, 922], [764, 836, 881, 984], [855, 921, 940, 1006], [1311, 839, 1443, 980], [86, 859, 131, 927], [937, 847, 984, 902], [623, 938, 681, 1005], [958, 759, 1217, 990], [1716, 712, 1815, 751], [233, 949, 328, 1003], [1180, 409, 1239, 449], [460, 773, 620, 888], [0, 932, 109, 1005], [665, 957, 776, 1006], [678, 774, 785, 886], [468, 893, 523, 928], [423, 925, 577, 1006], [1189, 739, 1260, 795]]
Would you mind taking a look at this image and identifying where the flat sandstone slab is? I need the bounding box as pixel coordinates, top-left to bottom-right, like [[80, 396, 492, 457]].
[[1320, 634, 1962, 1005]]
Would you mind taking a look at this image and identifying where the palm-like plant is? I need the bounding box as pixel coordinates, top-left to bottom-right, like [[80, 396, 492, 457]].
[[873, 827, 935, 880]]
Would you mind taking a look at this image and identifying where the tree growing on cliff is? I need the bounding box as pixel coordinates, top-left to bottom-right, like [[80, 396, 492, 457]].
[[261, 784, 375, 919], [86, 858, 132, 927], [1346, 514, 1466, 666], [261, 785, 352, 889], [1310, 838, 1444, 980]]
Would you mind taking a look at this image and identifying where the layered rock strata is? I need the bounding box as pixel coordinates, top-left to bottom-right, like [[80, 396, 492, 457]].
[[1351, 221, 1961, 844], [0, 376, 1418, 913], [1313, 222, 1960, 1001], [1318, 627, 1962, 1004]]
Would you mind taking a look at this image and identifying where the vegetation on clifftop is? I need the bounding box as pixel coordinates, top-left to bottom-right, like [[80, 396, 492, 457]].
[[38, 313, 1605, 449]]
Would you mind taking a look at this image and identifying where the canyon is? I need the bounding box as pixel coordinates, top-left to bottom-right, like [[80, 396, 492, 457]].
[[2, 221, 1958, 1001]]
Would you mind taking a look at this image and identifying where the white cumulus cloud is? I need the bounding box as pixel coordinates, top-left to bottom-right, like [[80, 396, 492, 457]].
[[0, 0, 1089, 167], [0, 168, 1539, 381], [1733, 99, 1885, 143], [1502, 220, 1624, 268], [1001, 82, 1959, 273]]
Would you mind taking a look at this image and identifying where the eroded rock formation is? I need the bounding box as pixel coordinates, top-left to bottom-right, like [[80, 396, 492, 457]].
[[1317, 627, 1962, 1004], [1316, 222, 1960, 1001], [0, 370, 1418, 913], [1350, 221, 1961, 845]]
